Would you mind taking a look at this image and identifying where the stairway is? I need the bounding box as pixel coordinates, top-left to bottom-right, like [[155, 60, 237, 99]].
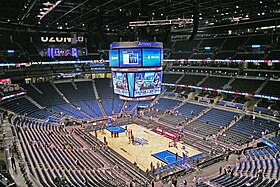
[[185, 106, 212, 125], [50, 81, 71, 103], [51, 81, 92, 119], [246, 98, 260, 110], [92, 79, 106, 116], [30, 83, 43, 94], [197, 75, 210, 86], [164, 61, 174, 71], [71, 81, 77, 90], [91, 80, 100, 100], [255, 78, 269, 94], [176, 74, 185, 83], [216, 113, 245, 136], [223, 75, 237, 89], [8, 125, 37, 186], [120, 101, 127, 113], [25, 95, 44, 109], [173, 99, 188, 111], [150, 89, 165, 107], [98, 100, 107, 117], [129, 104, 139, 115]]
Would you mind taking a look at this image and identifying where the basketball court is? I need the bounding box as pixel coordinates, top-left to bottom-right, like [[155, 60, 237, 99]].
[[91, 123, 202, 170]]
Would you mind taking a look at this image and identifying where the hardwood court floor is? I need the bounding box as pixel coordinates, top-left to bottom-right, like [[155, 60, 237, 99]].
[[91, 124, 201, 171]]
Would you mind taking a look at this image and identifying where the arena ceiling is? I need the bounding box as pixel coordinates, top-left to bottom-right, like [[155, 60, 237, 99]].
[[0, 0, 280, 35]]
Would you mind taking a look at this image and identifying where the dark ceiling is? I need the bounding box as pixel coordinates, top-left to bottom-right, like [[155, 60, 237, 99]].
[[0, 0, 280, 37]]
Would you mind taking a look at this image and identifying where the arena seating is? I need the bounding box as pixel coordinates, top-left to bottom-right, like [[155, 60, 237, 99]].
[[23, 82, 65, 107], [198, 108, 238, 127], [159, 114, 186, 125], [254, 100, 276, 116], [214, 51, 235, 59], [0, 97, 51, 119], [269, 135, 280, 146], [234, 53, 265, 60], [210, 173, 278, 187], [260, 80, 280, 98], [185, 120, 221, 137], [170, 66, 238, 77], [55, 81, 96, 102], [74, 100, 103, 118], [123, 101, 149, 113], [213, 37, 242, 52], [153, 98, 181, 111], [123, 101, 138, 112], [199, 39, 224, 49], [162, 73, 181, 84], [49, 104, 89, 120], [222, 94, 237, 102], [229, 78, 264, 93], [219, 116, 279, 145], [169, 52, 192, 59], [230, 115, 278, 139], [14, 34, 39, 57], [198, 91, 219, 99], [100, 96, 124, 116], [55, 81, 103, 118], [200, 76, 231, 89], [228, 146, 280, 186], [182, 108, 239, 139], [2, 2, 280, 186], [15, 117, 148, 186], [144, 109, 165, 118], [164, 86, 176, 93], [233, 95, 250, 104], [95, 78, 124, 116], [267, 50, 280, 60], [246, 35, 273, 47], [178, 74, 206, 86], [23, 82, 90, 119], [177, 102, 207, 119], [191, 53, 213, 59], [256, 99, 272, 109], [270, 101, 280, 112], [173, 40, 200, 52], [218, 129, 251, 146], [95, 78, 113, 99]]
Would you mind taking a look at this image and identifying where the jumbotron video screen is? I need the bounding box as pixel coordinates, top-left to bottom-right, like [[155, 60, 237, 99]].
[[134, 71, 162, 97], [112, 72, 129, 97], [112, 71, 162, 98]]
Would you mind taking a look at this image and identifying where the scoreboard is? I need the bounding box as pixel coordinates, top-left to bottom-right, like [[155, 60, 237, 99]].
[[109, 41, 163, 100]]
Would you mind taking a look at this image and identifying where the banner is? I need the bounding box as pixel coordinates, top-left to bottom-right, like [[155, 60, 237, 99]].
[[218, 100, 244, 109], [197, 96, 212, 103]]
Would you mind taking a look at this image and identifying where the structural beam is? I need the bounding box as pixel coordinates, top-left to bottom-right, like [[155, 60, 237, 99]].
[[129, 19, 193, 27]]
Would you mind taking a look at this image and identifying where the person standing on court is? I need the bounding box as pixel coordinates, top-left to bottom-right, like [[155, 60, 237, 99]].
[[11, 156, 16, 170], [94, 129, 97, 140], [150, 162, 153, 171], [182, 146, 188, 163], [131, 135, 134, 144]]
